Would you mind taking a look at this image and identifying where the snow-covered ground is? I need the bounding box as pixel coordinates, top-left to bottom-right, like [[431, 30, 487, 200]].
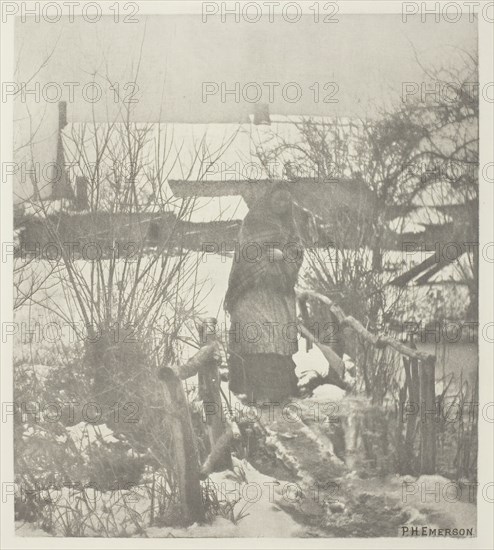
[[14, 456, 303, 538], [13, 251, 477, 538], [15, 438, 476, 538]]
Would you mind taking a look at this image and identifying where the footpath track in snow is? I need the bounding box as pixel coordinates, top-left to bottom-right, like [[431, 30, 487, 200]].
[[249, 392, 477, 538]]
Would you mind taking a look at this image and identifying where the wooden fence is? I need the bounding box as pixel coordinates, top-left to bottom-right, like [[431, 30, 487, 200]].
[[157, 293, 437, 523], [296, 289, 437, 476], [157, 318, 240, 524]]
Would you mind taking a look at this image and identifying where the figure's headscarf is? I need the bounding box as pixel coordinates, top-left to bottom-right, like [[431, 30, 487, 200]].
[[224, 184, 304, 312]]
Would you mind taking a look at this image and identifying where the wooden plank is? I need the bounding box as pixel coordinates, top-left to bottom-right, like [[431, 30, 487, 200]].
[[165, 340, 221, 380], [388, 247, 464, 287], [297, 289, 435, 363], [297, 295, 313, 352], [387, 252, 440, 287], [200, 428, 235, 478], [420, 357, 437, 474], [402, 355, 419, 474], [198, 318, 233, 473], [158, 367, 204, 524], [200, 410, 240, 478]]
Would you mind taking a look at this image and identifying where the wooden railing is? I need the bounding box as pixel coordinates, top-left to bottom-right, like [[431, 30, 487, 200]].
[[296, 288, 437, 475], [157, 318, 240, 524], [159, 292, 438, 522]]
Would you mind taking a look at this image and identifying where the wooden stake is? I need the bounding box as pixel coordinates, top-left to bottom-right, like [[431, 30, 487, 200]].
[[158, 368, 205, 524], [198, 318, 232, 472], [420, 356, 437, 474]]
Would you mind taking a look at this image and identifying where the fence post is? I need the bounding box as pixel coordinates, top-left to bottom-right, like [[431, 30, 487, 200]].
[[297, 294, 313, 352], [401, 338, 421, 475], [420, 356, 437, 474], [198, 317, 232, 472], [158, 368, 204, 524]]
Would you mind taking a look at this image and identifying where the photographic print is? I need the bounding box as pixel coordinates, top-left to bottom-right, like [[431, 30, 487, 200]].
[[1, 1, 492, 547]]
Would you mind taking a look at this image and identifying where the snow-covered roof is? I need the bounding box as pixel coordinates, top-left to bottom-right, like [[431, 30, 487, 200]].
[[412, 180, 476, 207], [388, 206, 454, 234]]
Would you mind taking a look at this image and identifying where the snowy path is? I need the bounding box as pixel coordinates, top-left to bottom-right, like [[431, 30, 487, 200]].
[[244, 390, 477, 538], [14, 387, 477, 538]]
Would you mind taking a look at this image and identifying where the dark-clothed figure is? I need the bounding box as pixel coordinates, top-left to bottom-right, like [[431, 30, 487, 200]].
[[224, 185, 304, 402]]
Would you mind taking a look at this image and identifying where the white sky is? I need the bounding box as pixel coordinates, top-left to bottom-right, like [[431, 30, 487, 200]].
[[13, 14, 478, 203]]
